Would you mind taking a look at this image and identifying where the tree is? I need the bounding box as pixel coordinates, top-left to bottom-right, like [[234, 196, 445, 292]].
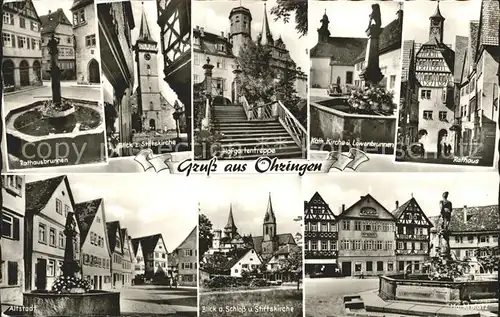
[[278, 247, 303, 290], [474, 246, 499, 273], [202, 252, 230, 275], [237, 41, 276, 105], [199, 214, 213, 261], [270, 0, 308, 38]]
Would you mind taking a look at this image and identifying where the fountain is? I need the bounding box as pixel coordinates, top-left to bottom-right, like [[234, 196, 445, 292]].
[[4, 35, 105, 168], [378, 192, 498, 309], [23, 213, 120, 316]]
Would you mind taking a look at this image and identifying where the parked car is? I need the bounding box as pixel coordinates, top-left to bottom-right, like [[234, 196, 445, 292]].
[[327, 83, 343, 96]]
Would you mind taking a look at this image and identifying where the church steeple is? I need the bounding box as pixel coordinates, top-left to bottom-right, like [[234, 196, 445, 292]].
[[138, 2, 154, 42], [318, 9, 331, 43], [260, 3, 273, 45], [429, 0, 445, 43], [263, 193, 276, 242], [224, 204, 238, 238], [263, 192, 276, 224]]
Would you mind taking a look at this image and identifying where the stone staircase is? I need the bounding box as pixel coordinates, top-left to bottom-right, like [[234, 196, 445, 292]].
[[212, 104, 304, 159]]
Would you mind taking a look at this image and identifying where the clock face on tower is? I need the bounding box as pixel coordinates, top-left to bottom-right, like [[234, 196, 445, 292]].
[[432, 19, 441, 26], [144, 53, 151, 61]]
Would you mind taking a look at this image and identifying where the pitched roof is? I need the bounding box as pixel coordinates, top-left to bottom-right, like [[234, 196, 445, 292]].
[[106, 221, 122, 252], [74, 198, 102, 245], [454, 36, 469, 84], [132, 233, 164, 254], [26, 176, 75, 214], [260, 3, 273, 45], [173, 226, 197, 251], [310, 37, 368, 65], [431, 205, 499, 232], [39, 8, 72, 35], [131, 238, 140, 257], [430, 1, 445, 20], [337, 194, 396, 221], [263, 193, 276, 224], [354, 16, 403, 63], [418, 37, 455, 72], [391, 197, 433, 227], [193, 29, 234, 57], [305, 192, 336, 221], [225, 205, 237, 230], [252, 233, 296, 254], [225, 248, 260, 270], [168, 253, 179, 267], [137, 5, 154, 42], [71, 0, 93, 11], [476, 0, 499, 48], [273, 244, 301, 257]]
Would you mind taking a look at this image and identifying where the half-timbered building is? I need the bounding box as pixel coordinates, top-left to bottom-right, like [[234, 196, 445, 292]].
[[391, 197, 433, 273], [336, 194, 397, 277], [156, 0, 192, 146], [304, 192, 338, 277], [414, 2, 456, 156]]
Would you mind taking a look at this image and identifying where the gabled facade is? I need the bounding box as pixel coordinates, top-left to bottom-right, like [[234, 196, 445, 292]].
[[2, 0, 43, 90], [133, 234, 168, 280], [120, 229, 135, 286], [25, 176, 80, 291], [71, 0, 100, 84], [415, 2, 456, 156], [304, 192, 338, 276], [1, 175, 25, 303], [106, 221, 126, 288], [74, 199, 112, 290], [336, 194, 397, 277], [171, 227, 197, 286], [392, 197, 433, 273], [131, 239, 145, 276], [39, 8, 76, 80]]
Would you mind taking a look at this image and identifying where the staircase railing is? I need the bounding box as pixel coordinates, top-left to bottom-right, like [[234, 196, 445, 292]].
[[241, 95, 274, 120], [275, 100, 307, 148]]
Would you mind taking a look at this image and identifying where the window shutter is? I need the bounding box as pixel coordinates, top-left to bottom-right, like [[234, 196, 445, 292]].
[[13, 217, 20, 240]]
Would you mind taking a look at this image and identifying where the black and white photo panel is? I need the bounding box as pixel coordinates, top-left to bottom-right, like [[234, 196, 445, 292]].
[[2, 0, 107, 170], [395, 0, 499, 167], [192, 0, 309, 160], [97, 0, 192, 159], [309, 1, 403, 156]]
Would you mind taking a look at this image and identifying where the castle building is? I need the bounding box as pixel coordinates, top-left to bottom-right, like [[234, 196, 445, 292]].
[[71, 0, 100, 84], [39, 8, 76, 80], [74, 199, 112, 290], [414, 2, 456, 156], [391, 197, 433, 273], [193, 3, 307, 102], [454, 0, 499, 164], [1, 175, 25, 303], [133, 6, 173, 133], [24, 176, 80, 291], [2, 0, 43, 90], [303, 192, 338, 277], [97, 1, 135, 157]]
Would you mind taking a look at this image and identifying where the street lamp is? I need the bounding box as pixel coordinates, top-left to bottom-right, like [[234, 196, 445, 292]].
[[173, 100, 184, 141]]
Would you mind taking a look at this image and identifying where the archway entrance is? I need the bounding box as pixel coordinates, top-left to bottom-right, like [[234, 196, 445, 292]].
[[19, 60, 30, 86], [437, 129, 448, 157], [2, 60, 14, 87], [33, 60, 41, 83], [149, 119, 156, 131], [88, 59, 100, 84]]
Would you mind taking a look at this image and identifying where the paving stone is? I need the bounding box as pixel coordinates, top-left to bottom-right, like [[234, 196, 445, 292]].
[[345, 299, 365, 310], [344, 295, 362, 303]]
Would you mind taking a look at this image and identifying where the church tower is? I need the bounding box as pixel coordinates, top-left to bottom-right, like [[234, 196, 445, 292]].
[[317, 10, 331, 43], [224, 204, 238, 239], [133, 3, 166, 132], [429, 1, 445, 42], [261, 193, 277, 256], [259, 3, 273, 45], [229, 6, 252, 56]]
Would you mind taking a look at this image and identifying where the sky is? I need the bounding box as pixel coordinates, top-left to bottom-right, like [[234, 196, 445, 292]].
[[32, 0, 74, 28], [403, 1, 481, 48], [193, 0, 309, 71], [25, 174, 197, 252], [130, 1, 182, 107], [309, 1, 401, 48], [197, 175, 303, 239], [303, 173, 498, 218]]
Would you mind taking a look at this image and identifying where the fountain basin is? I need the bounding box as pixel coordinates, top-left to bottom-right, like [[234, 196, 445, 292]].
[[379, 274, 498, 305], [310, 99, 396, 154], [23, 291, 120, 317], [5, 98, 106, 169]]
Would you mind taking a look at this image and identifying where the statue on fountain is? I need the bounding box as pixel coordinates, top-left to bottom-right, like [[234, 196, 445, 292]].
[[439, 191, 452, 231], [44, 34, 75, 118], [359, 4, 384, 87]]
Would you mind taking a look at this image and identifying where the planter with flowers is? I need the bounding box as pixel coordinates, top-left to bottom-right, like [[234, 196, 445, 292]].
[[51, 275, 93, 294], [347, 86, 396, 116]]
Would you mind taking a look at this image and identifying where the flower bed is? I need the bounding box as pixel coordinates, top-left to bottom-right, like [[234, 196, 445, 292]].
[[52, 276, 92, 294], [347, 86, 396, 116]]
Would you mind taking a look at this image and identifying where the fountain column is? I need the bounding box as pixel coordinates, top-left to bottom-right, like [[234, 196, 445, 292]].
[[359, 4, 384, 87], [47, 34, 62, 106], [61, 212, 81, 279]]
